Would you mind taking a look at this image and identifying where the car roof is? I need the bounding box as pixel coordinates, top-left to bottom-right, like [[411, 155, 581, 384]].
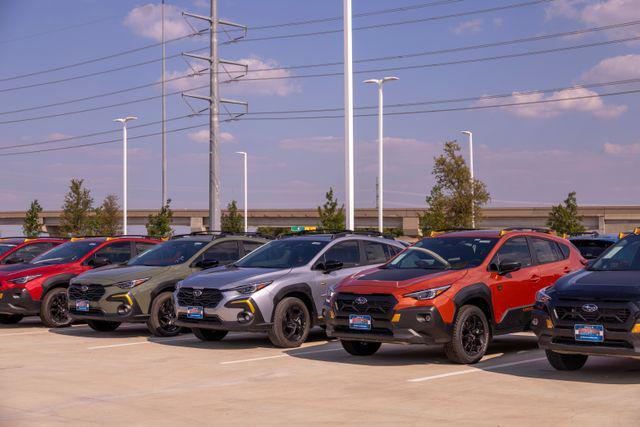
[[424, 229, 567, 241]]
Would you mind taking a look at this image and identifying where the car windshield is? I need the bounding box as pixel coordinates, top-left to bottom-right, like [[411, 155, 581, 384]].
[[0, 243, 17, 256], [31, 241, 100, 265], [234, 239, 329, 269], [590, 235, 640, 271], [128, 240, 206, 266], [570, 239, 615, 260], [384, 237, 498, 270]]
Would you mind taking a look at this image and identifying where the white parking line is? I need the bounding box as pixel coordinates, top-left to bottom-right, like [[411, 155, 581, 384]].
[[221, 348, 342, 365], [87, 336, 195, 350], [407, 357, 547, 383]]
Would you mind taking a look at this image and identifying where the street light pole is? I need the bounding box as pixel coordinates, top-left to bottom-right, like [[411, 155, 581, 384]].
[[364, 76, 399, 233], [236, 151, 248, 233], [461, 130, 475, 229], [343, 0, 355, 231], [114, 116, 138, 235]]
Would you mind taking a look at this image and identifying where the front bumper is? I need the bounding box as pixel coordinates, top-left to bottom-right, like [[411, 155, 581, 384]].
[[67, 284, 149, 323], [0, 287, 40, 316], [325, 305, 452, 345], [532, 308, 640, 358]]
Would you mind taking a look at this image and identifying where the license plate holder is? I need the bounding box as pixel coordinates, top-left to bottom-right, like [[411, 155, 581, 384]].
[[574, 324, 604, 343], [187, 306, 204, 320], [75, 300, 90, 312], [349, 314, 372, 331]]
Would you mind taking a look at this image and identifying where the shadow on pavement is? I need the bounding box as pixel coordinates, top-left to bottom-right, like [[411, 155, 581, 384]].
[[49, 324, 152, 339]]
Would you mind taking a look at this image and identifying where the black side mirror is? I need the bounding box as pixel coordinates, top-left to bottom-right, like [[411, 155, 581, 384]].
[[317, 260, 344, 274], [195, 259, 220, 269], [4, 257, 24, 265], [498, 260, 521, 275], [89, 256, 111, 268]]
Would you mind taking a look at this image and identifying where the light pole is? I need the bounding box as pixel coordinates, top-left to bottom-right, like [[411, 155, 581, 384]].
[[236, 151, 248, 233], [461, 130, 475, 229], [344, 0, 354, 231], [114, 116, 138, 235], [364, 76, 399, 233]]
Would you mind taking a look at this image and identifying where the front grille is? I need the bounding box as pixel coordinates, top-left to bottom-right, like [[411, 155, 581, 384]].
[[68, 284, 105, 301], [334, 293, 397, 319], [555, 306, 631, 324], [177, 287, 223, 308], [552, 336, 633, 349]]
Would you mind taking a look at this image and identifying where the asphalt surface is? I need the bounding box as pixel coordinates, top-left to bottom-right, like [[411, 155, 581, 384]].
[[1, 318, 640, 426]]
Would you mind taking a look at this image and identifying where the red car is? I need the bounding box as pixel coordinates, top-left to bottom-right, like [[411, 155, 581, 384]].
[[325, 228, 585, 364], [0, 236, 159, 326], [0, 237, 66, 265]]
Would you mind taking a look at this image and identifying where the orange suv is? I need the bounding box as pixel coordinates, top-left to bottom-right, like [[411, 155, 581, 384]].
[[325, 228, 585, 363]]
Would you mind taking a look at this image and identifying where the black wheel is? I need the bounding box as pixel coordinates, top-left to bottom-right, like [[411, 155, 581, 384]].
[[268, 297, 311, 348], [40, 287, 72, 328], [87, 320, 121, 332], [341, 340, 381, 356], [444, 305, 490, 364], [545, 350, 588, 371], [147, 292, 181, 337], [0, 314, 24, 324], [193, 328, 228, 341]]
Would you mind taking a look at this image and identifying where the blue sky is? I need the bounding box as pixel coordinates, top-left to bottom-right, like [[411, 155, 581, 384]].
[[0, 0, 639, 215]]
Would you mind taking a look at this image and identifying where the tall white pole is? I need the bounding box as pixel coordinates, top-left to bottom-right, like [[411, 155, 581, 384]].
[[161, 0, 168, 206], [461, 131, 475, 228], [236, 151, 248, 233], [123, 123, 128, 235], [343, 0, 354, 231]]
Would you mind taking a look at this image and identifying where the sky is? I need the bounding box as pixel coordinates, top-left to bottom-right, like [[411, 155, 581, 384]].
[[1, 0, 640, 215]]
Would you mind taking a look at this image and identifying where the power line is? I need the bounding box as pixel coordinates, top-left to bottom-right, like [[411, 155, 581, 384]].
[[0, 15, 119, 45]]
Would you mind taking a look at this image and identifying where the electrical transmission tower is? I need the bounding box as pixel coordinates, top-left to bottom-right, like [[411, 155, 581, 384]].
[[182, 0, 248, 231]]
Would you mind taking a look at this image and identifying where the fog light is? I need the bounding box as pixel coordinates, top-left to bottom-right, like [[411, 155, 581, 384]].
[[237, 311, 254, 324], [117, 304, 131, 315], [632, 324, 640, 333], [531, 318, 539, 327], [416, 313, 432, 323], [546, 319, 553, 329]]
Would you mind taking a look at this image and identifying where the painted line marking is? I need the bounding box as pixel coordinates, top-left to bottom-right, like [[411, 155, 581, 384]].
[[407, 357, 547, 383], [221, 348, 342, 365], [87, 336, 195, 350]]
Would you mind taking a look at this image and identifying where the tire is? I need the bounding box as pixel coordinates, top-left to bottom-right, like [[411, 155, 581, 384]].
[[545, 350, 588, 371], [268, 297, 311, 348], [147, 291, 182, 337], [0, 314, 24, 324], [40, 287, 72, 328], [193, 328, 228, 341], [87, 320, 121, 332], [341, 340, 381, 356], [444, 304, 490, 364]]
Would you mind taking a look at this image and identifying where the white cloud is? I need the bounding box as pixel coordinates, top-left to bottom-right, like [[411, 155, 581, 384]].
[[477, 87, 627, 119], [581, 54, 640, 82], [603, 142, 640, 155], [451, 19, 483, 35], [124, 3, 192, 42], [187, 129, 235, 143]]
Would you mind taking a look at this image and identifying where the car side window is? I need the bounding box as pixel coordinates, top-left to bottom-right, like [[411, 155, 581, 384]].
[[492, 237, 532, 268], [530, 237, 561, 264], [135, 242, 155, 256], [242, 240, 264, 255], [557, 242, 570, 259], [363, 240, 391, 265], [93, 241, 133, 264], [199, 241, 240, 265], [323, 240, 361, 268], [5, 243, 54, 263]]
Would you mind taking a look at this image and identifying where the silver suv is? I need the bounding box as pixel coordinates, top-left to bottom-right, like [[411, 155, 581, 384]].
[[173, 232, 405, 347]]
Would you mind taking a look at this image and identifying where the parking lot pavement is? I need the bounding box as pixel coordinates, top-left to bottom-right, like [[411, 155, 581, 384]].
[[2, 319, 640, 426]]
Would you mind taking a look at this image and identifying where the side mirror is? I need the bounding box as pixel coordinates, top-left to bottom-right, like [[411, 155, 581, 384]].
[[195, 259, 219, 270], [317, 260, 344, 274], [498, 260, 521, 275], [89, 256, 111, 268], [4, 257, 24, 265]]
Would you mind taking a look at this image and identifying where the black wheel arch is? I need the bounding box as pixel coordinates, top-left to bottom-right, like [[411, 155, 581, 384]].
[[271, 283, 317, 323], [148, 280, 180, 312], [452, 282, 495, 332], [41, 274, 77, 297]]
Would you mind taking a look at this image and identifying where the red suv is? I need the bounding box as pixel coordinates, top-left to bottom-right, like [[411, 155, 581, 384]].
[[325, 228, 585, 364], [0, 237, 66, 265], [0, 236, 159, 326]]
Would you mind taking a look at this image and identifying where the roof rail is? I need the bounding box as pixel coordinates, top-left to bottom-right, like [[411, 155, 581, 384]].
[[569, 231, 600, 237], [277, 229, 396, 240], [423, 228, 478, 238], [499, 227, 556, 236], [171, 231, 271, 240]]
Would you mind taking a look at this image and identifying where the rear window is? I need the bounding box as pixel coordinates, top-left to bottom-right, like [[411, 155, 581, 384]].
[[570, 239, 615, 260]]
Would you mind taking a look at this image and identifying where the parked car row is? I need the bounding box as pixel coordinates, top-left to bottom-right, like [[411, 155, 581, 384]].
[[1, 227, 638, 371]]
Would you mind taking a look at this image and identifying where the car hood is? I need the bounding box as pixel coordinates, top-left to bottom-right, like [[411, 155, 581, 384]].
[[553, 270, 640, 300], [73, 265, 168, 284], [0, 263, 72, 279], [180, 266, 291, 290], [340, 268, 468, 291]]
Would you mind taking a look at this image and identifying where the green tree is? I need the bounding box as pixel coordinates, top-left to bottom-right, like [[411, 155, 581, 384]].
[[60, 179, 94, 236], [221, 200, 243, 233], [92, 194, 122, 236], [146, 199, 174, 238], [547, 191, 586, 236], [419, 141, 490, 232], [317, 187, 345, 230], [23, 199, 43, 238]]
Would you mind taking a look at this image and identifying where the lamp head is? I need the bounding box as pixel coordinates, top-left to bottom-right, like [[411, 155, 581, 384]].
[[461, 130, 472, 136]]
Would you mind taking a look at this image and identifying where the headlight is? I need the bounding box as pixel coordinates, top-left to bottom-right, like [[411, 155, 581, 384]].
[[536, 286, 553, 303], [325, 285, 338, 304], [115, 277, 150, 289], [8, 274, 42, 285], [232, 281, 272, 295], [404, 285, 451, 301]]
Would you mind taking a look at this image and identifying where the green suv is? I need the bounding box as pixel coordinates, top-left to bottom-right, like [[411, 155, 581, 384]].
[[67, 232, 269, 336]]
